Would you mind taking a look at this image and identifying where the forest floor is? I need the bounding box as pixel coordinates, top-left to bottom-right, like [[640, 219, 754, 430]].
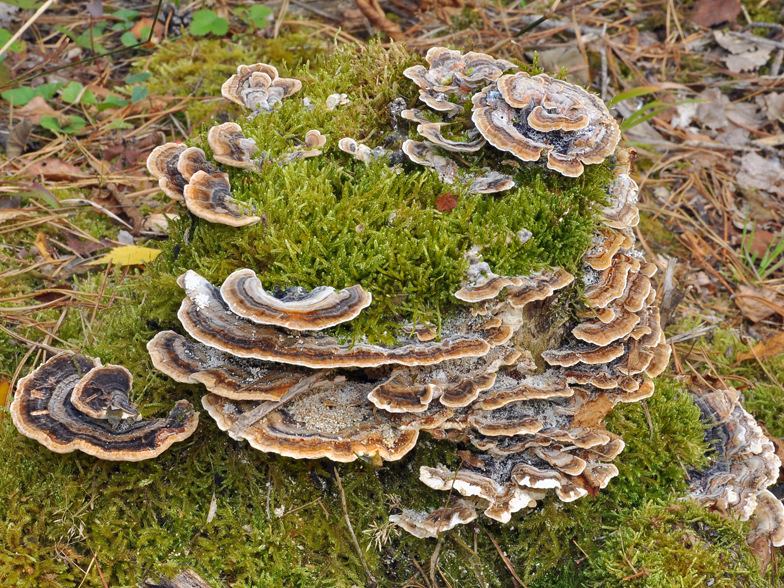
[[1, 0, 784, 586]]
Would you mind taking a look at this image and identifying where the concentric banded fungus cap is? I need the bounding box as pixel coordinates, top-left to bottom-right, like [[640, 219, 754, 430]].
[[147, 143, 188, 200], [419, 463, 545, 523], [177, 270, 491, 368], [10, 352, 198, 461], [390, 501, 477, 538], [147, 331, 312, 401], [472, 73, 620, 177], [602, 174, 639, 229], [200, 376, 440, 462], [207, 122, 257, 169], [338, 138, 374, 163], [404, 47, 517, 114], [221, 63, 302, 113], [183, 171, 261, 227], [220, 268, 372, 330], [469, 171, 516, 194], [71, 365, 140, 421], [176, 147, 220, 182]]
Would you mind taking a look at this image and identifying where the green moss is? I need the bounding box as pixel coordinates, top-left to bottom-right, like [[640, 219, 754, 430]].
[[584, 500, 765, 587], [0, 38, 764, 588]]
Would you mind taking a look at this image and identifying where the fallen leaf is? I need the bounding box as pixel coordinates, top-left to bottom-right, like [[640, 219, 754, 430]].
[[21, 158, 84, 180], [33, 285, 74, 304], [435, 193, 459, 212], [64, 231, 112, 256], [714, 30, 757, 54], [734, 284, 784, 323], [741, 228, 776, 258], [692, 0, 740, 27], [572, 393, 614, 428], [534, 46, 588, 85], [760, 93, 784, 122], [5, 119, 32, 158], [725, 49, 773, 73], [34, 231, 57, 262], [16, 95, 57, 124], [86, 244, 161, 266], [130, 18, 165, 44], [142, 213, 178, 234], [735, 152, 784, 198], [737, 331, 784, 362]]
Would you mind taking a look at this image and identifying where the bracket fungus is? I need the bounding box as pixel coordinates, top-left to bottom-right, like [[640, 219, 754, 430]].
[[11, 352, 198, 461], [207, 122, 258, 169], [221, 63, 302, 115], [471, 73, 620, 177], [139, 45, 669, 539], [389, 501, 477, 538], [403, 47, 516, 114], [183, 171, 261, 227], [146, 143, 260, 227], [687, 380, 784, 560], [220, 268, 372, 331]]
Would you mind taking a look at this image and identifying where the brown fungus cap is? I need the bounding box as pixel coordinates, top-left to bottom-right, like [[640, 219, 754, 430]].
[[401, 140, 459, 183], [572, 309, 641, 346], [220, 268, 372, 331], [602, 174, 640, 229], [468, 171, 516, 194], [147, 331, 313, 401], [541, 342, 626, 367], [176, 147, 219, 183], [390, 501, 478, 538], [584, 229, 627, 271], [472, 73, 620, 177], [368, 373, 437, 413], [147, 143, 188, 201], [183, 171, 261, 227], [404, 47, 517, 115], [201, 380, 423, 462], [177, 270, 491, 369], [504, 268, 574, 309], [419, 464, 545, 523], [338, 138, 375, 164], [221, 63, 302, 113], [10, 352, 198, 461], [71, 364, 140, 421], [584, 254, 639, 308], [207, 122, 258, 169]]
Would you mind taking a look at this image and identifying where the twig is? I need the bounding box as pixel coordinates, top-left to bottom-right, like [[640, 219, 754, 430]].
[[429, 535, 444, 588], [334, 467, 377, 587], [727, 30, 784, 51], [486, 528, 527, 587], [450, 533, 487, 588]]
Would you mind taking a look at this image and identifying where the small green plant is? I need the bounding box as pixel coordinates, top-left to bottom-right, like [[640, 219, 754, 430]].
[[1, 81, 63, 106], [190, 9, 229, 36], [741, 216, 784, 280], [60, 81, 98, 105], [236, 5, 274, 30], [39, 114, 87, 134], [0, 28, 25, 63]]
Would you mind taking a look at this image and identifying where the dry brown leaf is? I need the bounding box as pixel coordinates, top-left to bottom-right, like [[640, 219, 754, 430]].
[[737, 331, 784, 362], [735, 284, 784, 323], [5, 119, 32, 159], [21, 158, 84, 180], [735, 152, 784, 198], [17, 96, 57, 124], [571, 393, 613, 428], [692, 0, 740, 27], [435, 193, 459, 212], [34, 231, 57, 263]]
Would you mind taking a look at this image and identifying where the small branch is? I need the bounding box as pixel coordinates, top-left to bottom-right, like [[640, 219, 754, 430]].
[[334, 467, 377, 587]]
